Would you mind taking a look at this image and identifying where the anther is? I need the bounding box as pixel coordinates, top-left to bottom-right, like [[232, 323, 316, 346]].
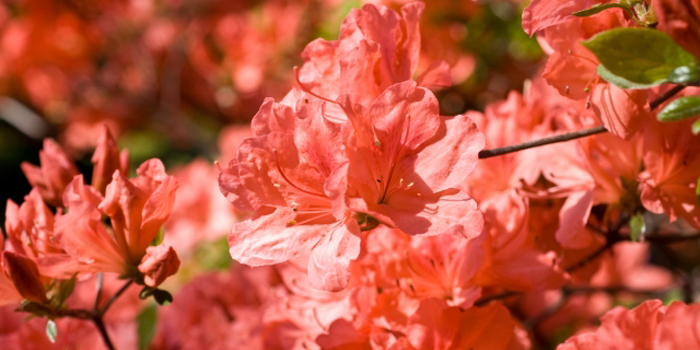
[[273, 183, 281, 188]]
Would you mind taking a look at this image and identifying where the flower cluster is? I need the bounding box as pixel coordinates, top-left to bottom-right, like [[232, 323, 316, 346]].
[[1, 127, 180, 334], [1, 0, 700, 349]]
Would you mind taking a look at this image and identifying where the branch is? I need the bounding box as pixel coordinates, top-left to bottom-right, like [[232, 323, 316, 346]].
[[649, 85, 685, 110], [563, 285, 670, 297], [92, 316, 116, 350], [94, 273, 104, 311], [473, 290, 520, 306], [99, 279, 133, 315], [620, 232, 700, 244], [478, 125, 607, 159], [564, 242, 614, 273]]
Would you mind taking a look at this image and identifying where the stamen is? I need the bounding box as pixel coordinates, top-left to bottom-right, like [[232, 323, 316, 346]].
[[291, 211, 335, 226], [271, 148, 326, 199], [293, 67, 341, 105], [377, 115, 412, 204]]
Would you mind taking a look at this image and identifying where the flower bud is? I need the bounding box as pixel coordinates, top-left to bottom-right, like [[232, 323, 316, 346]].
[[2, 252, 48, 304], [138, 245, 180, 287]]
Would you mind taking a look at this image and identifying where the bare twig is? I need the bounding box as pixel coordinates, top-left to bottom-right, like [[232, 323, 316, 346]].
[[474, 290, 521, 306], [94, 273, 104, 311], [565, 241, 615, 273], [649, 85, 685, 110], [92, 316, 116, 350], [478, 126, 608, 159], [99, 279, 133, 315], [620, 232, 700, 244]]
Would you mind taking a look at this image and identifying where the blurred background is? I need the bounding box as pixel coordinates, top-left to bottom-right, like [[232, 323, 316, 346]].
[[0, 0, 543, 224]]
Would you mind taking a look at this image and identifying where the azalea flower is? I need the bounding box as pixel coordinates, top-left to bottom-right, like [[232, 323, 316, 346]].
[[558, 299, 700, 349], [20, 139, 78, 208], [53, 159, 179, 285], [221, 80, 484, 291]]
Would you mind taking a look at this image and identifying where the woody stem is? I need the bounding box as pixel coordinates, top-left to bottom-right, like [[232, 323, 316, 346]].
[[649, 85, 685, 110], [478, 125, 608, 159], [92, 316, 116, 350], [99, 279, 133, 314]]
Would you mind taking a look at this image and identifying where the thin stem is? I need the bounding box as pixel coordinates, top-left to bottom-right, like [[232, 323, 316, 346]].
[[94, 273, 104, 311], [478, 125, 607, 159], [473, 290, 520, 306], [100, 279, 133, 315], [563, 285, 670, 296], [565, 243, 613, 273], [620, 232, 700, 244], [649, 85, 685, 110], [92, 316, 116, 350]]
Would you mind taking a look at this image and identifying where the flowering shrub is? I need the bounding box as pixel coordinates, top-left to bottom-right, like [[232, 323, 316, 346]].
[[1, 0, 700, 349]]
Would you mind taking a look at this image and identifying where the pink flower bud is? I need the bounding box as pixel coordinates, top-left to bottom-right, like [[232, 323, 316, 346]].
[[20, 139, 78, 207], [138, 245, 180, 287], [91, 126, 129, 195], [2, 252, 48, 304]]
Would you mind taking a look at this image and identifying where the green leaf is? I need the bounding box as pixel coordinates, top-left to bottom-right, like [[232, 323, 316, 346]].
[[596, 65, 658, 89], [46, 319, 57, 343], [150, 226, 164, 246], [573, 3, 629, 17], [137, 304, 158, 350], [657, 96, 700, 121], [693, 119, 700, 135], [153, 289, 173, 306], [582, 28, 697, 85], [629, 213, 646, 242], [54, 275, 77, 307], [667, 65, 700, 84], [696, 177, 700, 205]]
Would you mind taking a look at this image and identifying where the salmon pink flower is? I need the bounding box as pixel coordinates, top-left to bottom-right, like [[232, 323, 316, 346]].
[[138, 245, 180, 288], [0, 232, 24, 306], [522, 0, 611, 36], [20, 139, 78, 207], [219, 99, 360, 291], [54, 159, 179, 280], [91, 126, 129, 195], [1, 251, 48, 304], [557, 299, 700, 349], [654, 0, 700, 61], [295, 2, 451, 121], [638, 117, 700, 229], [338, 81, 484, 238], [99, 159, 179, 264], [407, 299, 530, 350]]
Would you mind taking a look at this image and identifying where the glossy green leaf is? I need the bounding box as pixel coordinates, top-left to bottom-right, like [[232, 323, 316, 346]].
[[582, 28, 697, 85], [137, 304, 158, 350], [657, 96, 700, 121], [596, 65, 658, 89], [630, 213, 646, 242], [573, 3, 629, 17], [667, 65, 700, 84], [46, 319, 57, 343]]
